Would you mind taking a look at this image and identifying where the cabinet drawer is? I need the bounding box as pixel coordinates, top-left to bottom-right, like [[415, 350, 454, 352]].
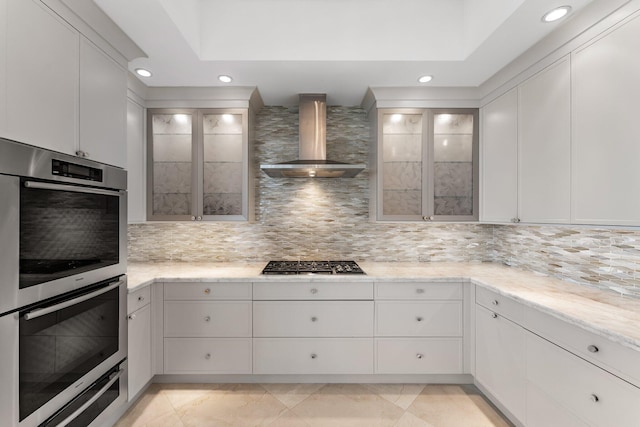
[[253, 281, 373, 300], [526, 332, 640, 427], [375, 338, 463, 374], [375, 282, 463, 300], [164, 338, 252, 374], [253, 301, 373, 337], [164, 301, 252, 337], [253, 338, 373, 374], [375, 301, 462, 336], [526, 306, 640, 387], [127, 286, 151, 315], [164, 282, 252, 300], [476, 287, 524, 325]]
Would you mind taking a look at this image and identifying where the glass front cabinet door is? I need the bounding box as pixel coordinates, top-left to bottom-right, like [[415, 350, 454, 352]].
[[375, 108, 479, 221], [147, 108, 251, 221]]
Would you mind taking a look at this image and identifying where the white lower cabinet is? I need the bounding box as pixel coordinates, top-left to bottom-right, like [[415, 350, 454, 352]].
[[475, 303, 526, 424], [165, 338, 252, 374], [375, 338, 462, 374], [375, 301, 462, 337], [253, 338, 373, 374], [526, 332, 640, 427], [164, 301, 252, 337], [526, 382, 588, 427], [127, 288, 152, 401]]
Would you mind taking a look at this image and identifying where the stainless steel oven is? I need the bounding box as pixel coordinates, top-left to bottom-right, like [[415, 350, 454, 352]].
[[0, 138, 128, 426], [0, 137, 127, 315], [0, 277, 128, 427]]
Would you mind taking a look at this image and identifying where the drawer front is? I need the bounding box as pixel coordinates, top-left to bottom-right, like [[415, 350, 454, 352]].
[[164, 301, 252, 337], [127, 286, 151, 315], [526, 332, 640, 427], [253, 301, 373, 337], [253, 338, 374, 374], [164, 338, 252, 374], [375, 338, 463, 374], [375, 282, 463, 300], [476, 287, 524, 325], [375, 301, 463, 336], [526, 306, 640, 387], [164, 282, 252, 300], [253, 281, 373, 300]]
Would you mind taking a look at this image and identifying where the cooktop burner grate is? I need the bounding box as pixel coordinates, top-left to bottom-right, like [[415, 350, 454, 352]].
[[261, 260, 365, 275]]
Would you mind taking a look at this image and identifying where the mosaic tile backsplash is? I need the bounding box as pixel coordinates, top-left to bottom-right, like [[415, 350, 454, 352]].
[[129, 106, 640, 298]]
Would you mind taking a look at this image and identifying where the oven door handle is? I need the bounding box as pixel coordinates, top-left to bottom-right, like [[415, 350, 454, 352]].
[[24, 180, 123, 197], [56, 368, 125, 427], [23, 279, 123, 320]]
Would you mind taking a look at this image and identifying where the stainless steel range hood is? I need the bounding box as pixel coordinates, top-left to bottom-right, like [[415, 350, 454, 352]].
[[260, 94, 365, 178]]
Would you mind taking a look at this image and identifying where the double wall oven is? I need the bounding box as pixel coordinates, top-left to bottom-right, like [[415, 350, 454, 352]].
[[0, 138, 128, 427]]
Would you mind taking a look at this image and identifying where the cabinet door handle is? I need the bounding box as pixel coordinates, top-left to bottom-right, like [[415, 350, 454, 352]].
[[587, 345, 599, 353], [310, 353, 317, 359], [204, 288, 211, 295], [311, 316, 318, 322], [197, 216, 203, 221], [310, 288, 318, 294], [491, 300, 499, 306], [137, 296, 145, 302], [416, 316, 423, 322], [204, 316, 211, 322], [491, 313, 498, 319], [191, 216, 196, 221], [416, 288, 425, 294], [128, 314, 136, 320], [416, 353, 424, 359], [422, 215, 434, 221], [511, 217, 520, 223], [590, 394, 599, 403], [205, 353, 212, 360]]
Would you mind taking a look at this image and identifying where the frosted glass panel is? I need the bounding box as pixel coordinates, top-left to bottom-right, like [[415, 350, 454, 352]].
[[433, 113, 473, 216], [383, 134, 422, 161], [202, 113, 244, 216], [382, 113, 423, 134], [151, 113, 193, 216]]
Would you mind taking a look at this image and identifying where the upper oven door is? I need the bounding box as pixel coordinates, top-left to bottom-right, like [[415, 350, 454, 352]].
[[0, 175, 127, 315]]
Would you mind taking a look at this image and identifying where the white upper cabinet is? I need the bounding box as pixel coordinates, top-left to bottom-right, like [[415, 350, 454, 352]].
[[480, 88, 518, 223], [518, 57, 571, 223], [79, 37, 127, 168], [572, 13, 640, 226], [5, 0, 79, 154]]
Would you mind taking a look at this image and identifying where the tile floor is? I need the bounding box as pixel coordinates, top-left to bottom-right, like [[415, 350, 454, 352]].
[[114, 383, 513, 427]]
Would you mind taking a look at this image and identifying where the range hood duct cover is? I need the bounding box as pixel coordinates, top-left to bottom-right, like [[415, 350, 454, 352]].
[[260, 94, 365, 178]]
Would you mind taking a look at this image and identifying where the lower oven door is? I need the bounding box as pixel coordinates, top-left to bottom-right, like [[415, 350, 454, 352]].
[[0, 277, 127, 427]]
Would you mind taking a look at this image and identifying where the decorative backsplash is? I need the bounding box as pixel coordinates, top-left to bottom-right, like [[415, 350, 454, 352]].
[[129, 105, 640, 298]]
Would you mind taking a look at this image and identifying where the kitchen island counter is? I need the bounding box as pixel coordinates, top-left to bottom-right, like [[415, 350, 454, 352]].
[[127, 261, 640, 352]]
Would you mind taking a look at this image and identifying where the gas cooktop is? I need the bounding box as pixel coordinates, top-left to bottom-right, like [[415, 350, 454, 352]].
[[261, 260, 365, 275]]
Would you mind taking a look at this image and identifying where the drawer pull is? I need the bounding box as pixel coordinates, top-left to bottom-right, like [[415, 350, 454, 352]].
[[310, 353, 317, 359], [590, 394, 599, 403], [128, 314, 136, 320], [416, 288, 425, 294], [587, 345, 599, 353], [492, 300, 499, 306], [204, 288, 211, 295], [204, 316, 211, 322], [416, 353, 424, 359], [416, 317, 424, 322], [205, 353, 212, 360], [311, 316, 318, 322], [491, 313, 498, 319], [137, 296, 145, 302], [310, 288, 318, 294]]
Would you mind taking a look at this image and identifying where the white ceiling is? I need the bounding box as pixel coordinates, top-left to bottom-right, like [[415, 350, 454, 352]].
[[94, 0, 593, 106]]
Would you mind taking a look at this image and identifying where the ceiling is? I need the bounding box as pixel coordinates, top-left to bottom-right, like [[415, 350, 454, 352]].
[[94, 0, 593, 106]]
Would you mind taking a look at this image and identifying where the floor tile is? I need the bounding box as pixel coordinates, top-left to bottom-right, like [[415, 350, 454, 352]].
[[393, 412, 434, 427], [363, 384, 426, 410], [157, 383, 228, 410], [267, 409, 313, 427], [261, 383, 326, 409], [145, 411, 185, 427]]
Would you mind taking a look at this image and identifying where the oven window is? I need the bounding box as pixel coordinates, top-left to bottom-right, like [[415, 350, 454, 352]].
[[19, 180, 119, 289], [19, 286, 119, 421]]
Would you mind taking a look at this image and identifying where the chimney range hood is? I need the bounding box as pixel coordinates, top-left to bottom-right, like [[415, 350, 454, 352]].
[[260, 94, 366, 178]]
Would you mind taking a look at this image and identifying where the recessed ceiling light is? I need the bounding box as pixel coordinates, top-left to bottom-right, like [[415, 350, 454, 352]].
[[218, 75, 233, 83], [542, 6, 571, 23], [418, 75, 433, 83], [135, 68, 152, 77]]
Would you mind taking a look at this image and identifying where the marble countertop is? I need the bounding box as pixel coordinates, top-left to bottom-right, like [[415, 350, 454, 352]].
[[127, 261, 640, 352]]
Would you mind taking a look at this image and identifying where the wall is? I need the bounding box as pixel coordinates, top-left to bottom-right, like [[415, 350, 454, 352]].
[[128, 106, 640, 299], [128, 106, 493, 263]]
